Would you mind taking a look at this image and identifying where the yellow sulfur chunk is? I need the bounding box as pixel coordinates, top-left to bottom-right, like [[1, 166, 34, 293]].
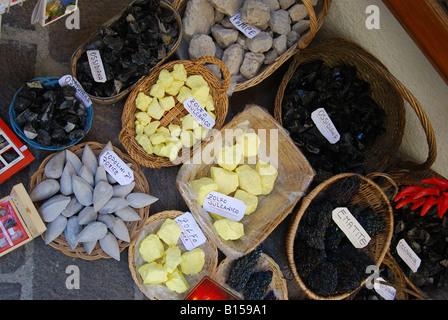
[[186, 74, 208, 89], [236, 132, 260, 158], [147, 98, 165, 120], [208, 111, 216, 120], [180, 130, 196, 148], [171, 63, 187, 81], [256, 160, 278, 195], [169, 124, 181, 137], [163, 246, 182, 273], [135, 111, 152, 124], [138, 262, 168, 285], [191, 177, 218, 206], [136, 134, 153, 154], [235, 164, 263, 196], [135, 92, 153, 111], [166, 79, 185, 96], [180, 247, 205, 275], [181, 114, 200, 131], [167, 141, 183, 162], [143, 121, 160, 136], [156, 69, 174, 90], [193, 126, 208, 141], [135, 123, 144, 135], [210, 166, 239, 195], [150, 132, 168, 145], [234, 189, 258, 215], [215, 144, 243, 171], [139, 234, 165, 262], [156, 126, 170, 137], [159, 95, 176, 111], [209, 212, 225, 220], [205, 94, 215, 112], [153, 144, 165, 157], [166, 268, 190, 293], [157, 218, 182, 246], [214, 218, 244, 240], [192, 85, 210, 104], [177, 86, 192, 103], [149, 83, 165, 99]]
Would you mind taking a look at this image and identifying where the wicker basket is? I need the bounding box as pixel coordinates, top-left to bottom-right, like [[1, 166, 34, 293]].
[[285, 173, 394, 300], [29, 141, 151, 260], [211, 253, 288, 300], [177, 105, 315, 259], [128, 210, 219, 300], [119, 56, 230, 169], [274, 39, 437, 181], [70, 0, 182, 105], [173, 0, 333, 92]]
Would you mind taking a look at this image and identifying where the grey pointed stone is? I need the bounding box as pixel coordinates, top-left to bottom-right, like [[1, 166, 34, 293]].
[[38, 194, 71, 222], [99, 232, 120, 261], [125, 192, 158, 208], [76, 221, 107, 242], [30, 179, 60, 202], [78, 206, 98, 225], [72, 175, 93, 206], [98, 197, 129, 214], [65, 215, 82, 250], [45, 215, 67, 244], [93, 180, 113, 212], [44, 150, 65, 179]]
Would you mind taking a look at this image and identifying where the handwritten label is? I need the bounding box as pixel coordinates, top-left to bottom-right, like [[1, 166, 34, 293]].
[[203, 191, 246, 221], [311, 108, 340, 144], [98, 150, 134, 186], [58, 74, 92, 108], [332, 207, 371, 249], [230, 13, 261, 39], [174, 212, 206, 251], [86, 50, 107, 83], [374, 277, 397, 300], [183, 96, 215, 130], [396, 239, 421, 273]]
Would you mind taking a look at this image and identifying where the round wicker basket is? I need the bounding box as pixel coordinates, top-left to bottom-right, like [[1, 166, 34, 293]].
[[128, 210, 219, 300], [29, 141, 151, 260], [274, 39, 437, 180], [285, 173, 394, 300], [119, 56, 230, 169]]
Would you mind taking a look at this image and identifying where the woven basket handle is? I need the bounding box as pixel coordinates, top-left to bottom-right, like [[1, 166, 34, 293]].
[[297, 0, 333, 49], [191, 56, 231, 94], [366, 172, 398, 200]]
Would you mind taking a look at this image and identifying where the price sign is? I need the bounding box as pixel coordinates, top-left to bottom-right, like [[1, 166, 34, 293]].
[[98, 150, 134, 186], [175, 212, 206, 251]]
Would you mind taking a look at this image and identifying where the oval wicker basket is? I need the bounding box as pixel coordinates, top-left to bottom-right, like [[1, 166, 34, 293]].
[[29, 141, 151, 260], [211, 253, 288, 300], [119, 56, 230, 169], [285, 173, 394, 300], [274, 39, 437, 181], [128, 210, 219, 300], [173, 0, 333, 92], [70, 0, 182, 105]]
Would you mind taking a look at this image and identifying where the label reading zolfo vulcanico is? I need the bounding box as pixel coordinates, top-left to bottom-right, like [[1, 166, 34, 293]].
[[311, 108, 341, 144], [98, 150, 134, 186], [230, 13, 261, 39], [174, 212, 206, 251], [332, 207, 371, 249], [203, 191, 246, 222], [86, 50, 107, 83], [396, 238, 421, 273], [183, 96, 215, 130], [58, 75, 92, 108]]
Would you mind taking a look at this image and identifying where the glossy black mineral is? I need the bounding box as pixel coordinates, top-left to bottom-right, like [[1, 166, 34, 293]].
[[75, 0, 179, 98], [243, 271, 273, 300], [227, 246, 262, 291], [281, 60, 386, 179], [13, 80, 88, 147]]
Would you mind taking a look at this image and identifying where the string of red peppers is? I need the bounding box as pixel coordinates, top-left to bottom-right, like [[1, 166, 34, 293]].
[[394, 177, 448, 218]]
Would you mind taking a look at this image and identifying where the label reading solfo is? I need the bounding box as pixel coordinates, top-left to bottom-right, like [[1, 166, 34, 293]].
[[203, 191, 246, 221], [229, 13, 261, 39], [175, 212, 207, 251], [86, 49, 107, 83], [183, 96, 215, 130], [311, 108, 340, 144], [98, 150, 134, 186], [332, 207, 371, 249]]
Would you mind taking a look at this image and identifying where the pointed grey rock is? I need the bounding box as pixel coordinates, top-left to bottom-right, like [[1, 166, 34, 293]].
[[99, 232, 120, 261], [93, 180, 113, 212], [79, 165, 94, 186], [65, 149, 82, 173], [30, 179, 60, 202], [94, 165, 108, 185], [97, 214, 116, 228], [38, 194, 71, 222], [61, 197, 84, 217], [60, 161, 76, 195], [75, 221, 107, 242], [82, 144, 98, 176], [45, 215, 67, 244], [83, 240, 97, 255], [44, 150, 65, 179], [72, 175, 93, 206], [125, 192, 158, 208], [98, 197, 129, 214], [112, 181, 135, 198], [113, 206, 141, 221], [110, 217, 130, 242], [78, 206, 98, 225], [65, 215, 82, 250]]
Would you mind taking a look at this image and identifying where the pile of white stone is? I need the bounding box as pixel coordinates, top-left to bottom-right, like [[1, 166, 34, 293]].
[[182, 0, 319, 89]]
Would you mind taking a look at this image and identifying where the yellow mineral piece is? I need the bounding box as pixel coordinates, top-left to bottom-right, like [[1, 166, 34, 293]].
[[138, 261, 168, 285], [256, 160, 278, 194], [235, 164, 263, 196], [147, 98, 165, 120], [215, 144, 243, 171], [177, 86, 192, 103], [236, 132, 260, 158], [150, 132, 168, 146], [159, 95, 176, 111], [139, 234, 165, 262], [233, 189, 258, 215], [156, 218, 182, 246], [191, 177, 218, 206], [135, 111, 152, 124], [214, 218, 244, 240], [171, 63, 187, 82], [210, 166, 239, 195], [163, 246, 182, 273], [192, 85, 210, 104], [181, 114, 199, 131], [186, 74, 208, 89], [166, 268, 190, 293], [180, 247, 205, 275], [169, 123, 182, 137], [149, 83, 165, 99], [156, 69, 174, 89], [135, 91, 152, 112], [143, 121, 160, 137], [166, 79, 185, 96], [180, 130, 196, 148], [135, 134, 153, 154]]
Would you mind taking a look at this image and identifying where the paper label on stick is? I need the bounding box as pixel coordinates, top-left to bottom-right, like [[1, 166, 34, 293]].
[[396, 239, 421, 273], [374, 277, 397, 300], [230, 13, 261, 39], [58, 74, 92, 108], [311, 108, 340, 144], [98, 150, 134, 186], [202, 191, 246, 221], [332, 207, 371, 249], [86, 50, 107, 83], [183, 96, 215, 130], [175, 212, 207, 251]]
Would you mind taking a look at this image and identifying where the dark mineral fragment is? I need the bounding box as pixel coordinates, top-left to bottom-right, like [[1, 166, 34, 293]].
[[227, 246, 262, 291], [243, 271, 273, 300]]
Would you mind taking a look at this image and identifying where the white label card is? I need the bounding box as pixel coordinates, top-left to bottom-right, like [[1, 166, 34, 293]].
[[202, 191, 246, 221], [183, 96, 215, 130], [396, 239, 421, 273], [332, 207, 371, 249], [58, 75, 92, 108], [311, 108, 341, 144], [86, 50, 107, 83], [374, 277, 397, 300], [230, 13, 261, 39], [98, 150, 134, 186], [175, 212, 207, 251]]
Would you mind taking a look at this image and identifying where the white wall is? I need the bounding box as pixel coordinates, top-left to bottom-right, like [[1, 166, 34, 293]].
[[315, 0, 448, 178]]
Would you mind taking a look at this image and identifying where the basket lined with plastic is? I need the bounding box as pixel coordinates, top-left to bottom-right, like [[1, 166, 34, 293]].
[[119, 56, 230, 169], [285, 173, 394, 300], [173, 0, 333, 92], [274, 39, 437, 181]]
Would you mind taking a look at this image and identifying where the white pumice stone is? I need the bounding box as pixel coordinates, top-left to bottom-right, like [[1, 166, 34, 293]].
[[98, 197, 130, 214], [110, 217, 130, 242], [77, 206, 98, 225], [94, 165, 108, 185], [112, 181, 135, 198], [75, 221, 107, 243], [38, 194, 71, 223], [99, 232, 120, 261], [72, 175, 93, 206], [113, 206, 141, 221], [65, 215, 82, 250], [45, 215, 67, 244], [60, 161, 77, 196], [30, 179, 60, 202], [93, 180, 113, 212], [61, 197, 84, 217], [83, 240, 97, 255], [65, 149, 82, 173], [81, 144, 98, 176], [44, 150, 65, 179], [125, 192, 158, 208], [79, 165, 94, 186], [97, 214, 116, 228]]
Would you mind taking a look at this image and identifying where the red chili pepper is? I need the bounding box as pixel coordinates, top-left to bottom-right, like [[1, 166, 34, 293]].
[[395, 196, 417, 209], [420, 196, 439, 217], [394, 185, 425, 202], [437, 194, 448, 218], [410, 197, 426, 210], [421, 177, 448, 190], [412, 187, 441, 200]]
